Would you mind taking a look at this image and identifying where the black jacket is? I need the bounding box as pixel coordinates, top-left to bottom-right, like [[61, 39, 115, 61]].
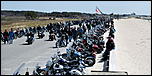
[[106, 39, 115, 51]]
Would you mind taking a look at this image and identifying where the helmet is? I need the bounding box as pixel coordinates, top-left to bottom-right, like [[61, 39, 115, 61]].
[[77, 47, 83, 52], [82, 39, 87, 44], [92, 44, 100, 49]]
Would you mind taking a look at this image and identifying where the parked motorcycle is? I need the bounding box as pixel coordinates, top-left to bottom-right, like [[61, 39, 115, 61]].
[[56, 37, 66, 48], [26, 37, 34, 44], [38, 32, 45, 39], [49, 33, 56, 41]]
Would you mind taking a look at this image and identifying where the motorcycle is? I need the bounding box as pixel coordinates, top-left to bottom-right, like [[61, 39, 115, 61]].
[[49, 33, 56, 41], [38, 32, 45, 39], [26, 37, 34, 44], [56, 37, 66, 48], [18, 32, 24, 38], [80, 50, 96, 67], [57, 57, 85, 75]]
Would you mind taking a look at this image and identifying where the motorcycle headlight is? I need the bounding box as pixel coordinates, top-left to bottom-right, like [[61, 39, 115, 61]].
[[56, 70, 59, 72]]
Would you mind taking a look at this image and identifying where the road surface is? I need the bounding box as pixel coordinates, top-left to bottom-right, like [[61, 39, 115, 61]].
[[1, 32, 69, 75]]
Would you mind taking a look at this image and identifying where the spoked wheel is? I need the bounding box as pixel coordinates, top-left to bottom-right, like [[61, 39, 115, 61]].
[[84, 58, 95, 67]]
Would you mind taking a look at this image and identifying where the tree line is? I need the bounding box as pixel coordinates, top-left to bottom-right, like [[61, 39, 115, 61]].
[[1, 10, 97, 20]]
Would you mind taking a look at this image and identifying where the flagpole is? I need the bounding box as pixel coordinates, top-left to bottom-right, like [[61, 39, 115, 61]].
[[95, 6, 99, 18]]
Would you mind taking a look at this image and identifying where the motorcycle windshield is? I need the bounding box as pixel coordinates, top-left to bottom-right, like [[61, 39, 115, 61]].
[[12, 63, 36, 75], [13, 63, 26, 75]]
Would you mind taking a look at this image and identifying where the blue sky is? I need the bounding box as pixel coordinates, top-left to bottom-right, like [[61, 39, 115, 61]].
[[1, 1, 151, 15]]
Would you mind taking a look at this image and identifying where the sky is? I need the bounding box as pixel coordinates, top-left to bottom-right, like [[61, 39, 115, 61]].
[[1, 1, 151, 15]]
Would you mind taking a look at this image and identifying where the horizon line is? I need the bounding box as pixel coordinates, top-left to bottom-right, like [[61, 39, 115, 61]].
[[1, 9, 151, 16]]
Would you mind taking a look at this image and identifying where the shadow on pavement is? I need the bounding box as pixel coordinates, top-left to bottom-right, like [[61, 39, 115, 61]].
[[50, 46, 57, 48], [44, 40, 52, 41]]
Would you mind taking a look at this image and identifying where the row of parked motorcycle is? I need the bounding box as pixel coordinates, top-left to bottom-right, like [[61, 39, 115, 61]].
[[13, 17, 114, 75], [31, 18, 112, 75], [25, 20, 84, 45]]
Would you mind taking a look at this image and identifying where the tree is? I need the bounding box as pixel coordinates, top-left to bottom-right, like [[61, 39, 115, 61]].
[[24, 11, 38, 20]]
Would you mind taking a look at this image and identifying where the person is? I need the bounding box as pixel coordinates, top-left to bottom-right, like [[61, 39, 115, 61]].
[[20, 28, 25, 36], [29, 27, 33, 33], [1, 31, 4, 42], [86, 22, 91, 32], [49, 29, 56, 40], [14, 28, 20, 38], [109, 26, 116, 39], [37, 26, 42, 36], [25, 27, 29, 35], [98, 36, 105, 52], [8, 28, 15, 44], [33, 26, 37, 34], [65, 33, 69, 46], [82, 24, 87, 34], [59, 34, 66, 47], [101, 36, 115, 61], [71, 27, 77, 41], [3, 29, 9, 44], [67, 28, 73, 42], [77, 27, 84, 38], [111, 19, 114, 27]]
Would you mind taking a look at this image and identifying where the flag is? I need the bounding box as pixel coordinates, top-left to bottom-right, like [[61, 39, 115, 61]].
[[96, 6, 102, 14]]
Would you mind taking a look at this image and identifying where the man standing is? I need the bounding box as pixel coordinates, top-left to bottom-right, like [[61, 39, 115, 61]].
[[101, 36, 115, 61], [8, 28, 15, 44], [3, 29, 9, 44], [101, 36, 115, 72]]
